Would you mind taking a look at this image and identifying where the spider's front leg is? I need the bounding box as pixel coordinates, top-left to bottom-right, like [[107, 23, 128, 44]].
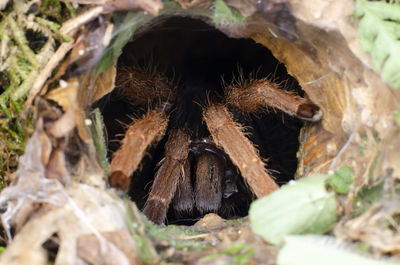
[[189, 140, 231, 213], [226, 78, 322, 121], [172, 159, 194, 213], [204, 105, 279, 197], [109, 65, 174, 191], [143, 129, 190, 224], [194, 152, 223, 213], [109, 110, 169, 191]]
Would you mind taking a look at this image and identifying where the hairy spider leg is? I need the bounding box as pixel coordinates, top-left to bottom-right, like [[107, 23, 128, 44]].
[[204, 105, 279, 198], [143, 129, 190, 224], [172, 159, 195, 213], [226, 78, 322, 122], [194, 152, 223, 213], [109, 110, 169, 191]]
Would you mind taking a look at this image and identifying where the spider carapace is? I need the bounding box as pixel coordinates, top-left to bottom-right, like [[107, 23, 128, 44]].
[[107, 61, 322, 225]]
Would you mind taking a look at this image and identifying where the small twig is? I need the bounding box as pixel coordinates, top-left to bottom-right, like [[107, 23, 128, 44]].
[[61, 6, 104, 36], [172, 233, 209, 240], [328, 130, 355, 173], [102, 0, 163, 16], [24, 41, 75, 115]]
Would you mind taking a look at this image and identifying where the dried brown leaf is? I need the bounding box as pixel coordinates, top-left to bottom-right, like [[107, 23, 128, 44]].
[[46, 78, 79, 112], [0, 184, 132, 265], [334, 201, 400, 254], [90, 64, 116, 104], [45, 147, 70, 186], [176, 0, 212, 9], [65, 19, 109, 77], [77, 230, 141, 265], [46, 107, 76, 138], [24, 41, 75, 114]]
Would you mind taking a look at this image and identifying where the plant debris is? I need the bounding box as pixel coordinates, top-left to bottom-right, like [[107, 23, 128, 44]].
[[0, 0, 400, 264]]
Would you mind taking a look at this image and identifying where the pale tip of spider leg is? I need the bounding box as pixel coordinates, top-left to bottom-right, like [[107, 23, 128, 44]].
[[109, 171, 130, 192], [296, 103, 323, 122], [311, 109, 323, 122], [143, 200, 168, 225]]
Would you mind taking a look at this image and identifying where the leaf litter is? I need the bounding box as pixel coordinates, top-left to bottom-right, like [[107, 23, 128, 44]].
[[1, 0, 400, 264]]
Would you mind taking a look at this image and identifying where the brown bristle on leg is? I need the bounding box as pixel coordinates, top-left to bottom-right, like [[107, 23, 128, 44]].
[[109, 110, 169, 192], [172, 159, 195, 213], [194, 152, 223, 213], [143, 129, 190, 224], [226, 78, 322, 122], [204, 105, 279, 198]]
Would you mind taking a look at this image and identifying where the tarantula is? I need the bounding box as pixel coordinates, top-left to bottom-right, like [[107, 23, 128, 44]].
[[108, 65, 322, 224]]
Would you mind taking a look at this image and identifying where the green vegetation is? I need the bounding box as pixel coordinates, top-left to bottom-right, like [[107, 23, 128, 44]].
[[249, 174, 337, 246], [0, 0, 73, 183], [327, 166, 354, 194], [355, 0, 400, 89]]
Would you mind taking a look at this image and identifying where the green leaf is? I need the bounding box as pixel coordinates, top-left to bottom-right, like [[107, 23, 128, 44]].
[[277, 235, 399, 265], [89, 108, 110, 175], [353, 182, 384, 217], [327, 166, 354, 194], [213, 0, 246, 25], [249, 174, 337, 246], [355, 0, 400, 89], [199, 243, 253, 265]]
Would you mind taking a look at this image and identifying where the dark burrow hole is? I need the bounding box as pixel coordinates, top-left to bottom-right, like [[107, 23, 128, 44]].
[[97, 16, 308, 225]]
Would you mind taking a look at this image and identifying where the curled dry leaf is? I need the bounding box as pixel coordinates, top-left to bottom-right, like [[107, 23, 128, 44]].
[[90, 64, 116, 104], [0, 116, 67, 241], [62, 18, 110, 77], [0, 185, 134, 265], [0, 117, 134, 263]]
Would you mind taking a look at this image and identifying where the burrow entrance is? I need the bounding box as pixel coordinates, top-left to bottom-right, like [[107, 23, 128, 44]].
[[99, 16, 313, 225]]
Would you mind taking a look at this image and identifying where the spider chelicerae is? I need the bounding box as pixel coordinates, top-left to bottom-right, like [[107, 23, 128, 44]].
[[107, 63, 322, 224]]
